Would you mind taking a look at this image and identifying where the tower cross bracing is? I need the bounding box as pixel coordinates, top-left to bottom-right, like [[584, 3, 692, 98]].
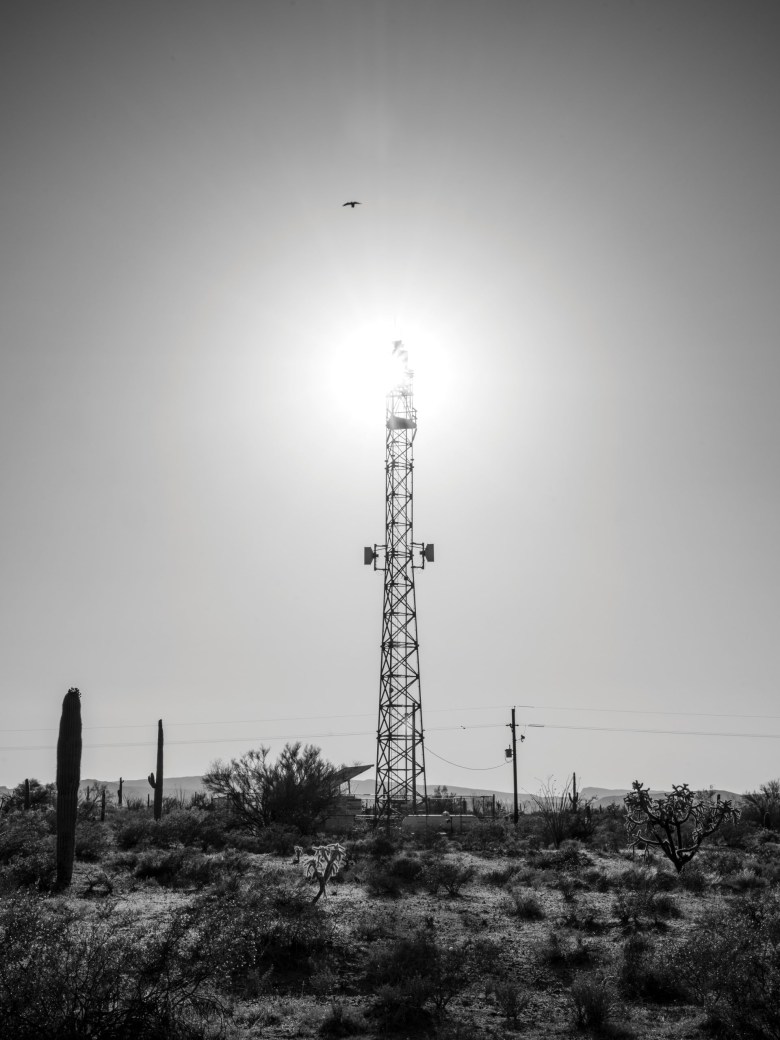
[[365, 343, 433, 823]]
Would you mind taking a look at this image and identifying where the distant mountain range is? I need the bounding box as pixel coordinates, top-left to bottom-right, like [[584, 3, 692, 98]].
[[0, 776, 744, 810]]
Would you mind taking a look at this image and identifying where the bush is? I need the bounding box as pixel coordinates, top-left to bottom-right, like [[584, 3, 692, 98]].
[[673, 891, 780, 1038], [487, 977, 531, 1023], [533, 840, 586, 871], [0, 814, 57, 892], [482, 863, 521, 886], [618, 933, 686, 1003], [0, 894, 225, 1040], [506, 888, 546, 920], [0, 812, 54, 862], [192, 878, 332, 994], [363, 862, 403, 898], [113, 812, 155, 850], [420, 856, 475, 896], [537, 930, 594, 971], [319, 1002, 364, 1037], [75, 820, 109, 862], [569, 974, 617, 1033], [364, 928, 470, 1026], [252, 823, 301, 856], [0, 840, 57, 892]]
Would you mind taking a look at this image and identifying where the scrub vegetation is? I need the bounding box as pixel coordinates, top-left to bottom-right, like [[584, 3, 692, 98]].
[[1, 772, 779, 1039]]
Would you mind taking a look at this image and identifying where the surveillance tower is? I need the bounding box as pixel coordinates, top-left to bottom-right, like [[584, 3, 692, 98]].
[[364, 342, 434, 822]]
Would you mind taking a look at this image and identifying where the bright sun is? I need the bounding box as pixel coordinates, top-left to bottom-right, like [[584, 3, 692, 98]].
[[322, 310, 451, 430]]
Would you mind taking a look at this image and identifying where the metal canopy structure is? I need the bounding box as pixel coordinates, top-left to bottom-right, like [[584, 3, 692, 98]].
[[364, 342, 433, 822]]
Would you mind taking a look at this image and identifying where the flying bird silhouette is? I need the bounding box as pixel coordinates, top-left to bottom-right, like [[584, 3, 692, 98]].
[[342, 200, 361, 208]]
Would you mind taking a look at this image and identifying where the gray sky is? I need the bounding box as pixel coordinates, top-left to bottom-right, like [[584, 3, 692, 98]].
[[1, 0, 779, 795]]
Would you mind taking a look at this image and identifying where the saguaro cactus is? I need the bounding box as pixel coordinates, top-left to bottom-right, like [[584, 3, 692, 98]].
[[147, 719, 164, 821], [24, 778, 30, 811], [56, 687, 83, 889], [118, 776, 123, 807], [568, 772, 579, 813]]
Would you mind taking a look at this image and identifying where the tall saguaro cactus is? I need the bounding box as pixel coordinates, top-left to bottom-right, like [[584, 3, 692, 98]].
[[147, 719, 164, 821], [56, 687, 83, 889]]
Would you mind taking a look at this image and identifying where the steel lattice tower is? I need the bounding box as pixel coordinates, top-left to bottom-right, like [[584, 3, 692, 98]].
[[364, 342, 434, 822]]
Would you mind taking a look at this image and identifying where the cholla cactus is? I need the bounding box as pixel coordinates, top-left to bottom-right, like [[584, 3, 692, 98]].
[[624, 781, 740, 872]]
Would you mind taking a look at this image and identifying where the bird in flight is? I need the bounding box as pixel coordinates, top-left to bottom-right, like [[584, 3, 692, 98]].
[[342, 200, 361, 208]]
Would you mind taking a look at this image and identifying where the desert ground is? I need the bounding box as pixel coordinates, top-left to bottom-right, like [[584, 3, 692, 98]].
[[2, 799, 779, 1039]]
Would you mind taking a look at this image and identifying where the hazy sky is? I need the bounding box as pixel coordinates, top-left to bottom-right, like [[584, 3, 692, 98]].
[[2, 0, 779, 796]]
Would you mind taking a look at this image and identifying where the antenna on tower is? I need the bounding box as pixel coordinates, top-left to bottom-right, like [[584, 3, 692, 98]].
[[364, 341, 434, 823]]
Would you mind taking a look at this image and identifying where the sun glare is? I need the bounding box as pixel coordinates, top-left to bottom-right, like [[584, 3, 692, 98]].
[[322, 310, 452, 431]]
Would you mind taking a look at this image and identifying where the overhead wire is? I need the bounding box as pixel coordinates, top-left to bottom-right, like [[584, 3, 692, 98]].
[[5, 701, 780, 734], [3, 718, 780, 753]]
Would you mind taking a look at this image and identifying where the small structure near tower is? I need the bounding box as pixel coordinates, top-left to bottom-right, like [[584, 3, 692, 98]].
[[365, 342, 434, 823]]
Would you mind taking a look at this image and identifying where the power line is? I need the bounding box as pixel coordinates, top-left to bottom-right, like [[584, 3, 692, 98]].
[[5, 701, 780, 733], [426, 746, 507, 772], [527, 723, 780, 739], [4, 717, 780, 754]]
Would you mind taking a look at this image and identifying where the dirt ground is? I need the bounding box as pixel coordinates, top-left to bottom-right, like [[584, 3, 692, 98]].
[[60, 838, 726, 1039]]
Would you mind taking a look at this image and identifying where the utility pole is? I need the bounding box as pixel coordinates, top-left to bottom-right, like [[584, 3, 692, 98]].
[[506, 707, 523, 825]]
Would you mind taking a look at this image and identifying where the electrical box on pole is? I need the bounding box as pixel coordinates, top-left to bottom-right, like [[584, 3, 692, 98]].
[[364, 342, 433, 823]]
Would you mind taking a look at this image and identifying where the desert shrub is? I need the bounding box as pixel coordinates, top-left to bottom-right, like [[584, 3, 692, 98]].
[[0, 812, 53, 862], [707, 848, 746, 876], [363, 861, 403, 898], [134, 848, 189, 885], [482, 862, 521, 886], [560, 904, 606, 934], [721, 866, 767, 893], [192, 879, 332, 993], [506, 887, 546, 920], [533, 840, 587, 871], [319, 1002, 364, 1037], [420, 856, 475, 896], [390, 852, 424, 882], [590, 814, 626, 853], [487, 976, 531, 1023], [134, 848, 250, 889], [0, 779, 55, 814], [75, 820, 109, 862], [569, 974, 618, 1033], [617, 933, 686, 1003], [363, 853, 423, 897], [676, 863, 707, 894], [158, 809, 230, 852], [537, 930, 594, 971], [113, 812, 155, 849], [355, 831, 400, 860], [349, 908, 399, 943], [555, 873, 585, 902], [253, 823, 302, 856], [457, 822, 510, 854], [0, 894, 225, 1040], [0, 839, 57, 892], [742, 779, 780, 830], [614, 887, 680, 929], [0, 814, 57, 891], [364, 927, 470, 1026], [673, 891, 780, 1038]]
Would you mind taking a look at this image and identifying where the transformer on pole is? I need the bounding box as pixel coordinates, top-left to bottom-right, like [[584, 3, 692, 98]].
[[364, 342, 434, 823]]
